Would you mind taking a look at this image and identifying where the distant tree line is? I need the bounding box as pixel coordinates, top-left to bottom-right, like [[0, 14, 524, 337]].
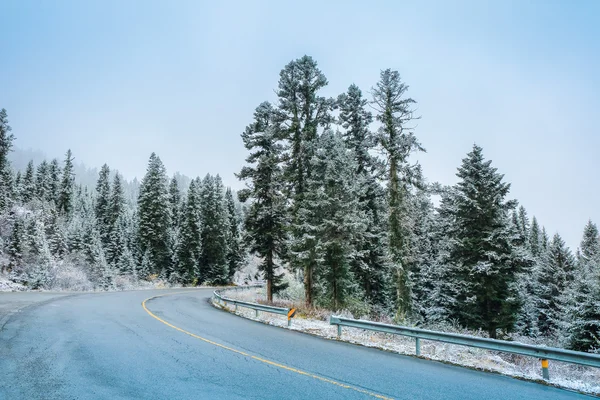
[[0, 108, 245, 291], [237, 55, 600, 351]]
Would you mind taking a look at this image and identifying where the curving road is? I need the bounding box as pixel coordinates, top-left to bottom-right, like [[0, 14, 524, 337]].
[[0, 289, 591, 399]]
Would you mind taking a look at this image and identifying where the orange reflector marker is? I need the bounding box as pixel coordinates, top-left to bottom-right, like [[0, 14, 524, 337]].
[[541, 359, 549, 368], [288, 308, 297, 319]]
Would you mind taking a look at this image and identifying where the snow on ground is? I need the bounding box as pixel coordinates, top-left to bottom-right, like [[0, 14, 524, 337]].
[[0, 275, 26, 292], [215, 287, 600, 396]]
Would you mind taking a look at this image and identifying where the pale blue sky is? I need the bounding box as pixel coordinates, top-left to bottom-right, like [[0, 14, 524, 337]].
[[1, 0, 598, 250]]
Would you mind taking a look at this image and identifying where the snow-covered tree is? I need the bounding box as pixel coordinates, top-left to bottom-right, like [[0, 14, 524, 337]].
[[58, 149, 75, 215], [95, 164, 112, 245], [199, 174, 230, 284], [168, 176, 182, 229], [35, 160, 50, 201], [238, 102, 289, 300], [445, 145, 525, 338], [372, 68, 424, 318], [48, 158, 61, 204], [275, 55, 333, 305], [176, 178, 202, 284], [564, 221, 600, 351], [137, 153, 172, 276], [536, 233, 575, 335], [300, 131, 366, 309], [338, 83, 391, 308], [225, 187, 244, 281], [22, 161, 36, 203]]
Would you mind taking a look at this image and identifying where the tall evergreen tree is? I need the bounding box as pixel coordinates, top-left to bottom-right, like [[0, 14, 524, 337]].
[[536, 233, 575, 335], [106, 173, 128, 268], [564, 221, 600, 351], [95, 164, 112, 244], [225, 187, 244, 281], [48, 158, 61, 203], [35, 160, 50, 201], [371, 68, 424, 318], [298, 131, 366, 309], [529, 217, 542, 257], [275, 55, 333, 305], [168, 176, 182, 229], [338, 84, 390, 307], [137, 153, 172, 276], [238, 102, 289, 301], [22, 161, 36, 203], [445, 145, 525, 338], [176, 178, 202, 284], [199, 175, 230, 284], [7, 217, 25, 272], [58, 150, 75, 215]]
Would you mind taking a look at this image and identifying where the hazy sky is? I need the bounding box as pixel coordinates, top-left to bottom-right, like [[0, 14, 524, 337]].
[[2, 0, 598, 250]]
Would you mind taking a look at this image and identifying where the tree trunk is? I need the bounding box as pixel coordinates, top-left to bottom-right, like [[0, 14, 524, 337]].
[[304, 263, 313, 306], [267, 279, 273, 302], [266, 251, 273, 302]]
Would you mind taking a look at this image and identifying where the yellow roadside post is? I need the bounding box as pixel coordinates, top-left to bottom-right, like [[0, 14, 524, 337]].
[[287, 308, 297, 327]]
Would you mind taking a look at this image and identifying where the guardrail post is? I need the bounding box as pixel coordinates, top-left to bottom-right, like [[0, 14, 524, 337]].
[[287, 318, 292, 328], [416, 338, 421, 356], [541, 359, 549, 380], [337, 325, 342, 339], [255, 309, 259, 318], [234, 304, 238, 312]]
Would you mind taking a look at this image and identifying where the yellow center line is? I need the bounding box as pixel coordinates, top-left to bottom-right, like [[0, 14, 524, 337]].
[[142, 291, 393, 400]]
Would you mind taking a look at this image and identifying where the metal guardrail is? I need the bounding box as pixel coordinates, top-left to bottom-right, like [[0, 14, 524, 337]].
[[330, 315, 600, 380], [213, 286, 295, 327]]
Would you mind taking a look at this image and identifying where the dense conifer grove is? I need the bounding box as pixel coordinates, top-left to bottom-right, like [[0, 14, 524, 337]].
[[236, 55, 600, 351], [1, 56, 598, 352]]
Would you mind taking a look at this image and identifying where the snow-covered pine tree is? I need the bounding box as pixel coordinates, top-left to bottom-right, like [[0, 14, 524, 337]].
[[24, 218, 53, 289], [48, 158, 61, 204], [13, 170, 22, 203], [237, 102, 289, 300], [169, 176, 182, 229], [371, 68, 424, 319], [425, 186, 459, 323], [275, 55, 333, 305], [22, 161, 36, 203], [109, 173, 125, 228], [7, 216, 25, 272], [106, 173, 128, 269], [176, 178, 202, 284], [86, 227, 115, 290], [225, 187, 244, 282], [137, 153, 172, 277], [95, 164, 111, 245], [511, 209, 539, 337], [446, 144, 524, 338], [58, 150, 75, 215], [167, 176, 182, 281], [35, 160, 50, 202], [564, 221, 600, 351], [199, 174, 230, 284], [406, 188, 440, 321], [44, 207, 67, 258], [300, 131, 366, 310], [338, 83, 391, 308], [0, 109, 15, 212], [541, 227, 549, 252], [536, 233, 575, 335], [517, 206, 530, 246], [529, 217, 542, 257]]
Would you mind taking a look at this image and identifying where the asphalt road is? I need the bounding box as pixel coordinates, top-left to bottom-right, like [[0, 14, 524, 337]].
[[0, 288, 591, 399]]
